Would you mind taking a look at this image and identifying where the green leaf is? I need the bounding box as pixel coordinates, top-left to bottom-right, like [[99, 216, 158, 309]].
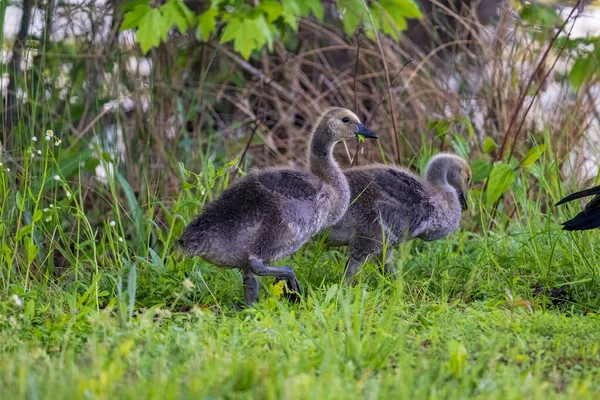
[[220, 16, 275, 59], [338, 0, 366, 36], [27, 244, 39, 265], [121, 4, 151, 30], [16, 225, 33, 242], [161, 0, 194, 33], [32, 209, 43, 223], [24, 299, 35, 319], [281, 0, 302, 30], [570, 54, 598, 89], [486, 162, 515, 207], [197, 7, 218, 41], [136, 8, 170, 54], [520, 4, 562, 28], [258, 1, 283, 23], [521, 144, 546, 168], [471, 158, 492, 183], [483, 137, 497, 154], [447, 340, 468, 377]]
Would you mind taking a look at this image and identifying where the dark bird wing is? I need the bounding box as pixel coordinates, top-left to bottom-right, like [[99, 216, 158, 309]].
[[557, 184, 600, 231], [257, 169, 323, 200], [556, 185, 600, 206]]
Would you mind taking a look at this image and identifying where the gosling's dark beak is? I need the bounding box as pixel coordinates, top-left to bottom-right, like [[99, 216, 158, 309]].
[[459, 192, 468, 211], [356, 123, 378, 139]]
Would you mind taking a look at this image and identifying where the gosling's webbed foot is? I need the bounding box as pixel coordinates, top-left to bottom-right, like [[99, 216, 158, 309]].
[[274, 274, 302, 303], [248, 258, 302, 303], [383, 263, 398, 279]]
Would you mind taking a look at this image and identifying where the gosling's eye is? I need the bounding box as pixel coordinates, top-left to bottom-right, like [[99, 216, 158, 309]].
[[342, 117, 350, 123]]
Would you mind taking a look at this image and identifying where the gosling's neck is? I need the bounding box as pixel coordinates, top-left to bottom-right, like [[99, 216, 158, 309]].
[[308, 127, 349, 196], [426, 170, 461, 213]]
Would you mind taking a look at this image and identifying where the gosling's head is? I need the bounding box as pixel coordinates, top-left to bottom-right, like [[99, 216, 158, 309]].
[[314, 108, 378, 143], [425, 153, 471, 211]]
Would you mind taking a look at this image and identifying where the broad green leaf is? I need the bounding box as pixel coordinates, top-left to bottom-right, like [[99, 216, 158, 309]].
[[24, 299, 35, 319], [521, 144, 546, 168], [197, 7, 218, 40], [338, 0, 367, 36], [297, 0, 324, 21], [520, 4, 562, 28], [137, 8, 170, 54], [161, 0, 194, 33], [471, 158, 492, 183], [281, 0, 302, 30], [483, 137, 497, 154], [220, 16, 275, 59], [258, 1, 283, 23], [570, 54, 598, 89], [121, 4, 151, 30], [486, 162, 515, 207]]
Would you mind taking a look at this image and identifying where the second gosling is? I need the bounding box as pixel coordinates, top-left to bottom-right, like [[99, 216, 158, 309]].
[[326, 153, 471, 282], [177, 108, 378, 305]]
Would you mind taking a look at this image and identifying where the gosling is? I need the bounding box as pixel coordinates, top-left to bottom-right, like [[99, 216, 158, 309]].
[[177, 108, 378, 305], [326, 153, 471, 282], [556, 184, 600, 231]]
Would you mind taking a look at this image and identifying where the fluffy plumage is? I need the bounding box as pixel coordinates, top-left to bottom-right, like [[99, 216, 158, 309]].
[[556, 184, 600, 231], [327, 153, 471, 282], [177, 108, 378, 305]]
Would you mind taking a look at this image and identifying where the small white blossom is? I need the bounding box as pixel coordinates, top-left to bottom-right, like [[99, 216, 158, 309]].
[[49, 204, 54, 208], [37, 149, 42, 155], [43, 208, 49, 212], [45, 130, 53, 137], [45, 217, 52, 222], [53, 175, 60, 181], [0, 162, 2, 166], [11, 294, 23, 308], [6, 168, 9, 172], [32, 136, 37, 142], [45, 135, 51, 141], [109, 220, 116, 227], [54, 138, 62, 146], [66, 191, 71, 198], [118, 237, 124, 242]]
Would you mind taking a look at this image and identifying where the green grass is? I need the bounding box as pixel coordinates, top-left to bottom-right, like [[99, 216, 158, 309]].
[[1, 145, 600, 399]]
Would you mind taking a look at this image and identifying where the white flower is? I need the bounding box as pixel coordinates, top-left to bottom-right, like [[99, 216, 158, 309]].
[[65, 191, 71, 198], [6, 168, 9, 172], [11, 294, 23, 308], [45, 217, 52, 222], [54, 138, 62, 146], [32, 136, 37, 142], [53, 175, 60, 181], [109, 220, 116, 227], [37, 149, 41, 155], [49, 204, 54, 208], [45, 135, 51, 141], [118, 237, 124, 242], [0, 162, 2, 166], [43, 208, 49, 212], [45, 130, 53, 137]]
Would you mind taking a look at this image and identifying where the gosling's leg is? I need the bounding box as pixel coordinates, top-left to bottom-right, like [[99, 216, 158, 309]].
[[248, 258, 302, 302], [242, 269, 259, 306], [344, 257, 365, 285]]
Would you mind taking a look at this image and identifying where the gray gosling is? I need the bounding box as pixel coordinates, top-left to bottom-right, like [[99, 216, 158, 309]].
[[326, 153, 471, 282], [177, 108, 378, 305]]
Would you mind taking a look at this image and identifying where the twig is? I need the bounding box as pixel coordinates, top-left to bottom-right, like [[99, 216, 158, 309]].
[[496, 1, 581, 161], [359, 0, 402, 165]]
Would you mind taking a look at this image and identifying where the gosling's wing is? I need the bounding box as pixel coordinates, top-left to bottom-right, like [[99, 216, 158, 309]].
[[257, 169, 323, 200], [556, 184, 600, 206], [372, 167, 431, 208], [561, 194, 600, 231]]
